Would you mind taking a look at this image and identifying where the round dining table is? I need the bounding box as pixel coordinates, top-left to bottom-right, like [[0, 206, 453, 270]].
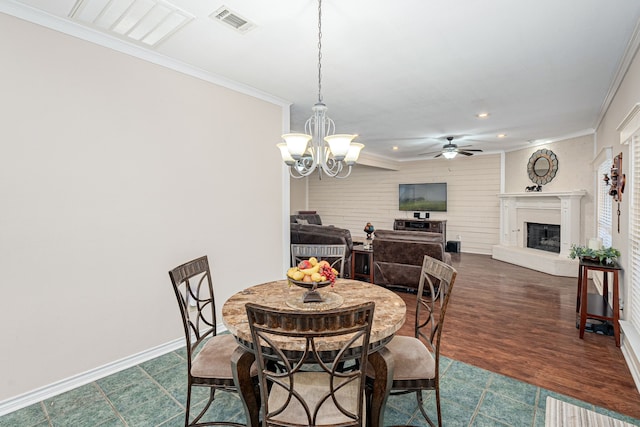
[[222, 278, 406, 427]]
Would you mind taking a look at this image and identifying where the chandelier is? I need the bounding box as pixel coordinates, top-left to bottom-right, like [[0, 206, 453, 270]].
[[277, 0, 364, 179]]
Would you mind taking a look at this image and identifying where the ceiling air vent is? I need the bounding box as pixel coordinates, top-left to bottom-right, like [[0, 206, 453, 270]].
[[211, 6, 255, 33], [69, 0, 194, 48]]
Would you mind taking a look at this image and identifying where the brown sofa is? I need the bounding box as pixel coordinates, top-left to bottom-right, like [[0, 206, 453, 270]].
[[290, 217, 353, 277], [290, 213, 323, 225], [372, 229, 451, 293]]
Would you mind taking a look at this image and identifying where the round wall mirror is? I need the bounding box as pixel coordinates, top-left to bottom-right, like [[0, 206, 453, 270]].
[[527, 149, 558, 185], [533, 157, 550, 176]]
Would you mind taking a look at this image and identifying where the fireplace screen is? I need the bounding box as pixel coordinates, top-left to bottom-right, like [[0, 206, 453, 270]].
[[526, 222, 560, 253]]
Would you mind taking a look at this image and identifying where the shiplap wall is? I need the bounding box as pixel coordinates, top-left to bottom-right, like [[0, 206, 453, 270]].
[[304, 153, 502, 254]]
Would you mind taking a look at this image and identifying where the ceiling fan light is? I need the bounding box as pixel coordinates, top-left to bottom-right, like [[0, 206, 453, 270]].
[[325, 134, 356, 161], [344, 143, 365, 165], [442, 151, 457, 159], [282, 133, 312, 160]]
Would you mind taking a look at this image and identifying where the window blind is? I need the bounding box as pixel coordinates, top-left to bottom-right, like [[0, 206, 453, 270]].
[[630, 138, 640, 331], [597, 160, 613, 247]]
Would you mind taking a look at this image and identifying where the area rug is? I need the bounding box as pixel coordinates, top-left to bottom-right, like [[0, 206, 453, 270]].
[[545, 397, 636, 427]]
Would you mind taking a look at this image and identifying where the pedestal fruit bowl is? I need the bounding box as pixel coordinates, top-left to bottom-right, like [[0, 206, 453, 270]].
[[287, 257, 338, 303]]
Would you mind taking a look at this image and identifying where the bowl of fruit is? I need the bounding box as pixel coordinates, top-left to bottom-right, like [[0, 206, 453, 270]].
[[287, 257, 339, 302]]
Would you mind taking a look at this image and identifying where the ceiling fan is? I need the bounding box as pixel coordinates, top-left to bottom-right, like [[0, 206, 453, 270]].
[[420, 136, 483, 159]]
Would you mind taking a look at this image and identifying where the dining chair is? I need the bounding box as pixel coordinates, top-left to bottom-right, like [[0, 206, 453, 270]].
[[367, 255, 457, 427], [169, 255, 257, 427], [291, 243, 347, 276], [244, 301, 375, 427]]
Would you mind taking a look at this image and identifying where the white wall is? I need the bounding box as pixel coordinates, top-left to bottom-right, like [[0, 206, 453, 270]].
[[504, 135, 596, 245], [0, 13, 286, 402], [595, 39, 640, 389], [303, 154, 502, 254], [290, 178, 307, 214], [596, 40, 640, 263]]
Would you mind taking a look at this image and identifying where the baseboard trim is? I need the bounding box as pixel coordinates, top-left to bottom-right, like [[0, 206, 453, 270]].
[[620, 320, 640, 394], [0, 337, 185, 416]]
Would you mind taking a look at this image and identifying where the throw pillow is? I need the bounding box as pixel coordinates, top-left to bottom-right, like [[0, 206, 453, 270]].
[[296, 218, 309, 225]]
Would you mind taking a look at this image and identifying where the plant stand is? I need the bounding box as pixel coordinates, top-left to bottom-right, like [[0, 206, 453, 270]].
[[576, 257, 622, 347]]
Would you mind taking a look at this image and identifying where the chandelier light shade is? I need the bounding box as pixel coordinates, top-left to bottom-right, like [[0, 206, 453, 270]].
[[276, 143, 295, 165], [277, 0, 364, 179], [344, 143, 365, 165], [281, 133, 312, 160], [442, 150, 458, 159], [324, 134, 356, 161]]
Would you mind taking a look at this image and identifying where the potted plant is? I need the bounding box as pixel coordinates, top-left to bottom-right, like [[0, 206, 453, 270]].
[[569, 244, 620, 264]]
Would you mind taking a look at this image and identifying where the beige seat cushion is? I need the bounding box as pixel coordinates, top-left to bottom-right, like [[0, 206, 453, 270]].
[[378, 335, 435, 381], [268, 371, 365, 425], [191, 334, 257, 379]]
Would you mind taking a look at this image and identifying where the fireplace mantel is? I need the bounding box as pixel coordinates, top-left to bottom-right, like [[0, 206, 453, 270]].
[[492, 190, 587, 276], [497, 190, 587, 200]]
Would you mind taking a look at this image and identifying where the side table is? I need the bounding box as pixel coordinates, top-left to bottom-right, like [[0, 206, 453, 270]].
[[351, 244, 374, 282], [577, 258, 622, 347]]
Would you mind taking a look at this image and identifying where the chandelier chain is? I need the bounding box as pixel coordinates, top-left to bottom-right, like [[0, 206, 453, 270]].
[[317, 0, 323, 104]]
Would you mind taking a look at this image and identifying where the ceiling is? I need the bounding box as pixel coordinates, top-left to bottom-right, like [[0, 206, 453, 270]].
[[5, 0, 640, 161]]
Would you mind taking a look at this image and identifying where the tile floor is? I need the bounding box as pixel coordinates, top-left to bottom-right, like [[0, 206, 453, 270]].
[[2, 349, 639, 427]]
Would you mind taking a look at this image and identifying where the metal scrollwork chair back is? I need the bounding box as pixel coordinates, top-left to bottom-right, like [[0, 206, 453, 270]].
[[367, 255, 457, 427], [169, 255, 256, 427], [245, 301, 375, 427]]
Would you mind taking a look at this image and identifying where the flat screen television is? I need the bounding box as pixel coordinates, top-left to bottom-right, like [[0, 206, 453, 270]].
[[399, 182, 447, 212]]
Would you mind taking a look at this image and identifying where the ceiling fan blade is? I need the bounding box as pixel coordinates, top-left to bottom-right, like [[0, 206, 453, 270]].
[[418, 137, 483, 157], [434, 153, 443, 158]]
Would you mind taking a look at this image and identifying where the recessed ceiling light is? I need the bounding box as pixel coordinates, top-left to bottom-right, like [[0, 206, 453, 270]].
[[392, 146, 399, 150], [497, 133, 506, 138], [476, 113, 490, 118]]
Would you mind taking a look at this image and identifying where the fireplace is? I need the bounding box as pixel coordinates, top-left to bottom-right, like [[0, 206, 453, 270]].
[[526, 222, 560, 253], [492, 190, 585, 277]]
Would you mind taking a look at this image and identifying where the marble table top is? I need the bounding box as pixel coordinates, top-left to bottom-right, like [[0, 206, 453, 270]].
[[221, 279, 406, 352]]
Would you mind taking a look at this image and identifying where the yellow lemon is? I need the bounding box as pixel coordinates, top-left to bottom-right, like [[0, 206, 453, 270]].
[[311, 272, 322, 282], [293, 271, 305, 281], [309, 257, 319, 266]]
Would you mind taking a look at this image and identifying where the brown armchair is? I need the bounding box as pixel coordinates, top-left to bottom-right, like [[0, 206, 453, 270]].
[[372, 229, 451, 293]]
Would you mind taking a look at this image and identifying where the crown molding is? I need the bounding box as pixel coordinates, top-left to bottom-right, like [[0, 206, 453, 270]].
[[595, 16, 640, 130]]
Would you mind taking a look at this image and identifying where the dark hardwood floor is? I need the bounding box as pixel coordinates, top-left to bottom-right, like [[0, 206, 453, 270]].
[[394, 253, 640, 419]]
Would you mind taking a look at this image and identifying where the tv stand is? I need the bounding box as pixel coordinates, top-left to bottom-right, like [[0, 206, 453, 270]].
[[394, 219, 446, 240]]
